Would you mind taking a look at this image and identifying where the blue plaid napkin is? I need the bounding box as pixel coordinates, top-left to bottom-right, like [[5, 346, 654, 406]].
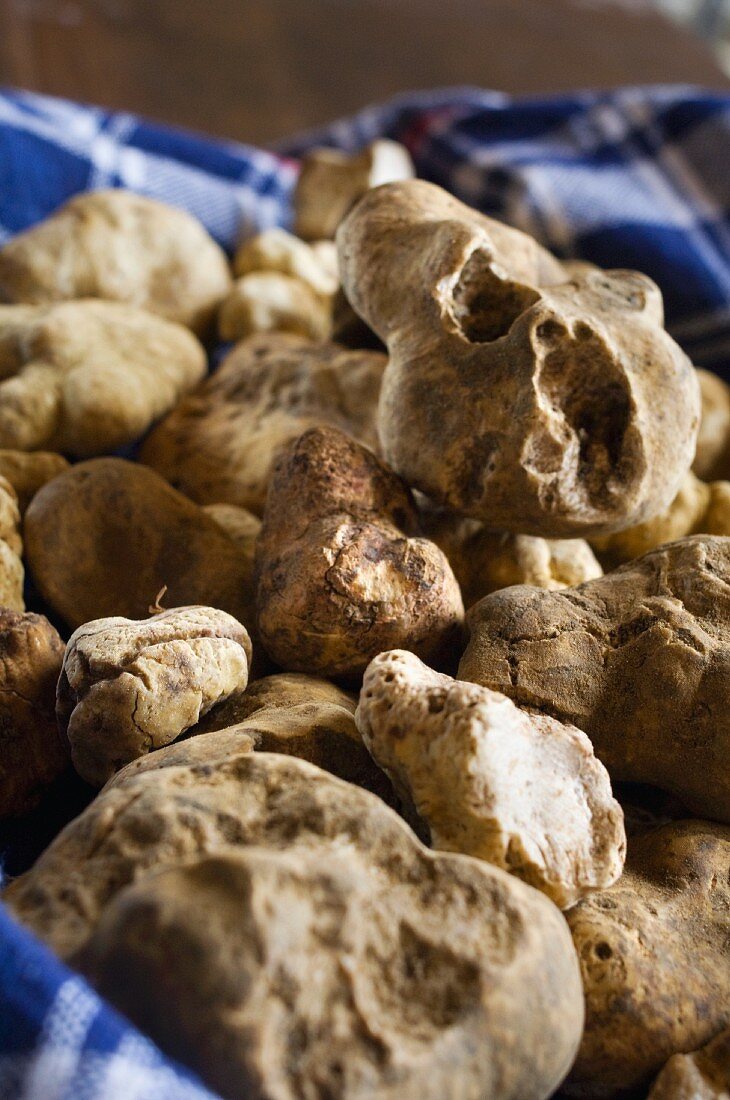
[[0, 83, 729, 1099]]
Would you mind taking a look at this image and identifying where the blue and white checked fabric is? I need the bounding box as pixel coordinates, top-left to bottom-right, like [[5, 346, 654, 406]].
[[2, 85, 730, 372], [0, 83, 729, 1099]]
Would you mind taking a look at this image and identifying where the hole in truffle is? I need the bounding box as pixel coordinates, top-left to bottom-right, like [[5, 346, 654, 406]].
[[536, 327, 635, 506], [448, 249, 540, 343], [536, 319, 567, 344], [427, 694, 446, 714]]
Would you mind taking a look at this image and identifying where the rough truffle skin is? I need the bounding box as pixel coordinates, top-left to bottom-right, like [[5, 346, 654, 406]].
[[0, 300, 206, 455], [57, 607, 252, 786], [648, 1026, 730, 1100], [24, 458, 257, 632], [564, 820, 730, 1098], [0, 449, 69, 512], [140, 331, 386, 515], [108, 673, 394, 806], [197, 671, 356, 730], [459, 534, 730, 821], [337, 180, 699, 536], [423, 507, 602, 608], [255, 425, 464, 678], [0, 475, 24, 611], [0, 189, 232, 335], [0, 609, 67, 818], [5, 753, 584, 1100], [356, 650, 625, 908]]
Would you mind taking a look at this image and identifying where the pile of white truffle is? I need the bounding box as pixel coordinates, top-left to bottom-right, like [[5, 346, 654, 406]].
[[0, 140, 727, 1100]]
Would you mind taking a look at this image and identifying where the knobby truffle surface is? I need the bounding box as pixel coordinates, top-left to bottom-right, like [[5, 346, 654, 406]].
[[0, 189, 232, 334], [459, 534, 730, 821], [0, 608, 67, 818], [255, 425, 464, 678], [337, 180, 699, 536], [5, 753, 584, 1100], [356, 650, 625, 908], [564, 820, 730, 1098], [0, 300, 206, 455], [57, 606, 252, 786], [141, 332, 386, 515]]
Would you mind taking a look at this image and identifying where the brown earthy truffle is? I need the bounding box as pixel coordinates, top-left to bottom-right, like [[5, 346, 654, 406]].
[[202, 503, 261, 600], [694, 368, 730, 481], [0, 189, 232, 334], [0, 609, 67, 818], [0, 449, 69, 512], [564, 820, 730, 1098], [256, 426, 464, 678], [294, 139, 415, 240], [459, 534, 730, 821], [195, 670, 355, 732], [140, 332, 386, 515], [108, 674, 391, 804], [57, 607, 252, 786], [337, 180, 699, 536], [423, 507, 602, 608], [0, 475, 24, 611], [5, 753, 584, 1100], [648, 1026, 730, 1100], [356, 650, 625, 908], [0, 300, 206, 455], [24, 458, 256, 632], [591, 470, 730, 567]]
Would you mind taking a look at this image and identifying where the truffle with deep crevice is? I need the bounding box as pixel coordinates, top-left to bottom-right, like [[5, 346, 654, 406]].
[[337, 180, 699, 536]]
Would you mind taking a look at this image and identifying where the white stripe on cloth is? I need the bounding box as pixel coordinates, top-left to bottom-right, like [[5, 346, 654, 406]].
[[19, 978, 100, 1100]]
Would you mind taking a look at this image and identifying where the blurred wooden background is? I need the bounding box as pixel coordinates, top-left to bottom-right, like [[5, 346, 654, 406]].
[[0, 0, 727, 146]]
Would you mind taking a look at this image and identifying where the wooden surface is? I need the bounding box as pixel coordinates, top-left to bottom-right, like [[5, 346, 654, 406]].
[[0, 0, 727, 146]]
